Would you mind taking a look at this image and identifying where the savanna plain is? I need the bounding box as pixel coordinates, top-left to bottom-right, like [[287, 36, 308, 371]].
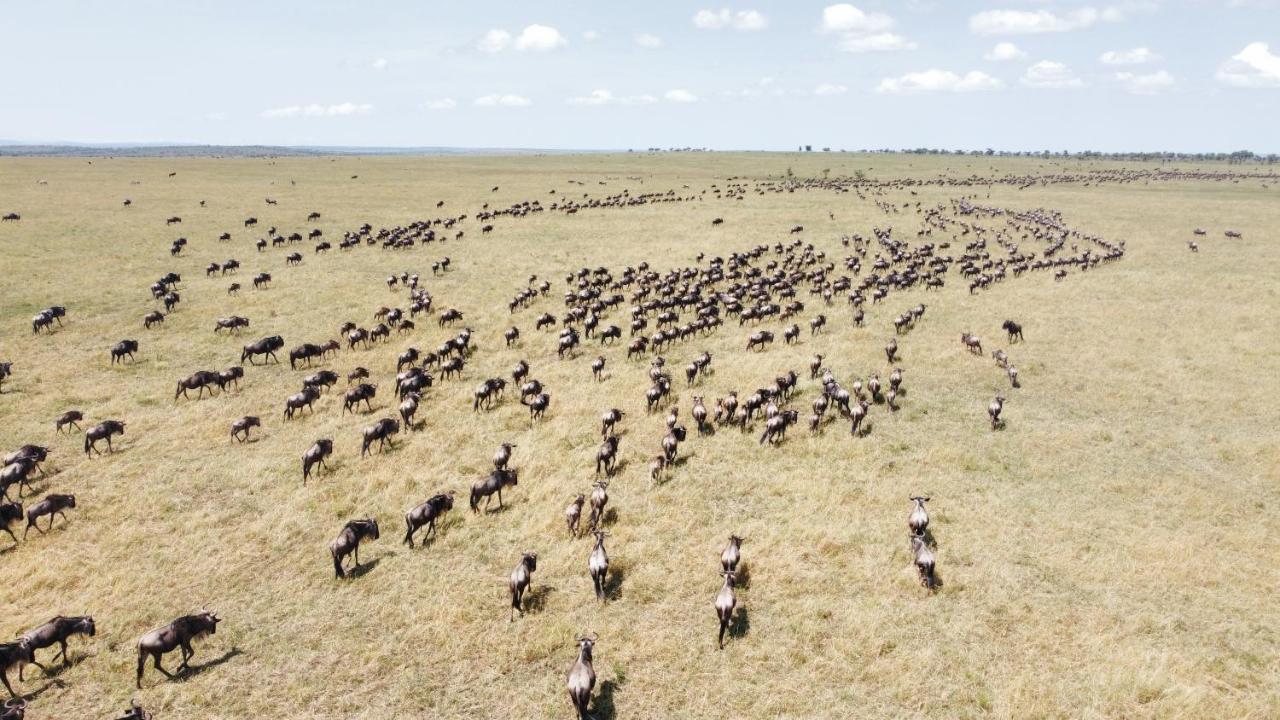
[[0, 152, 1277, 719]]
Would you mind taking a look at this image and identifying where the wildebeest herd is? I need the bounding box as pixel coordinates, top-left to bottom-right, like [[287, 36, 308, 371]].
[[0, 162, 1272, 718]]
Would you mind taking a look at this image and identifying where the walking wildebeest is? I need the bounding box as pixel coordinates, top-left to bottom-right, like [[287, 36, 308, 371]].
[[566, 635, 598, 720], [508, 551, 538, 620], [330, 518, 379, 578], [111, 340, 139, 364], [19, 616, 96, 679], [241, 335, 284, 365], [84, 420, 126, 455], [23, 494, 76, 538], [230, 416, 260, 442], [135, 611, 221, 688], [360, 418, 399, 456], [302, 438, 333, 484], [403, 493, 454, 547], [470, 469, 518, 513]]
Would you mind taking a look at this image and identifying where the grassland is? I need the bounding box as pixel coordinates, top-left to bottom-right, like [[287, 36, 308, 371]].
[[0, 152, 1277, 719]]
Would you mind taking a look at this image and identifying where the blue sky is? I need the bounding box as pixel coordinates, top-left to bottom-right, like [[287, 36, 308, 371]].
[[1, 1, 1277, 151]]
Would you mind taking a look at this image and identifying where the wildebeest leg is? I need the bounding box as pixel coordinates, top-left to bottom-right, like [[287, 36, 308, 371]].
[[1, 526, 16, 543], [1, 668, 16, 698], [153, 653, 174, 678], [496, 488, 504, 509], [106, 437, 114, 453], [178, 642, 193, 671], [353, 545, 360, 569], [57, 639, 70, 666]]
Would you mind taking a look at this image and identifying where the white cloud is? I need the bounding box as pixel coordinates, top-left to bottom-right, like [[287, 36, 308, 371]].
[[1115, 70, 1174, 94], [582, 30, 600, 41], [474, 94, 532, 107], [877, 70, 1003, 94], [371, 57, 388, 71], [635, 33, 664, 48], [1216, 41, 1280, 87], [664, 88, 699, 103], [568, 90, 658, 106], [814, 82, 848, 96], [969, 8, 1100, 35], [261, 103, 372, 119], [694, 8, 769, 30], [477, 29, 511, 53], [985, 42, 1026, 61], [821, 4, 894, 33], [424, 98, 457, 110], [1021, 60, 1086, 88], [1100, 47, 1159, 65], [515, 24, 566, 51], [840, 32, 916, 52], [822, 5, 911, 53]]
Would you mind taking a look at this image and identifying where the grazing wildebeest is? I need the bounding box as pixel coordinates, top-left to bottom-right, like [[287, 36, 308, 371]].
[[0, 639, 34, 698], [1, 213, 21, 222], [19, 616, 96, 679], [360, 418, 399, 456], [135, 611, 221, 688], [302, 438, 333, 484], [403, 492, 454, 547], [283, 386, 320, 420], [84, 420, 126, 455], [23, 493, 75, 538], [111, 340, 139, 364], [566, 635, 598, 720], [470, 469, 518, 513], [1002, 320, 1024, 342], [241, 335, 284, 365], [53, 409, 81, 430], [230, 416, 260, 443], [253, 272, 271, 289], [330, 518, 379, 578], [508, 551, 538, 620], [175, 370, 220, 400], [343, 383, 377, 414]]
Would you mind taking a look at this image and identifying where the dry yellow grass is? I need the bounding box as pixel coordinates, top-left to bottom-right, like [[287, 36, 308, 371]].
[[0, 153, 1277, 719]]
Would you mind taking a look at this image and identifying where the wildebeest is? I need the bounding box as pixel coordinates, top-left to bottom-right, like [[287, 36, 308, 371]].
[[0, 639, 34, 698], [595, 437, 620, 477], [230, 416, 260, 442], [398, 391, 421, 430], [1002, 319, 1024, 342], [241, 335, 284, 365], [19, 616, 96, 679], [508, 551, 538, 621], [0, 503, 23, 545], [911, 535, 936, 590], [715, 571, 738, 649], [759, 410, 799, 445], [588, 480, 609, 531], [360, 418, 399, 456], [214, 315, 249, 333], [111, 340, 139, 364], [403, 492, 454, 547], [24, 493, 76, 538], [175, 370, 220, 400], [330, 518, 379, 578], [302, 438, 333, 484], [135, 611, 221, 688], [470, 469, 518, 513], [746, 330, 774, 351], [143, 310, 165, 329], [566, 635, 598, 720], [0, 461, 37, 502], [565, 494, 585, 539], [288, 343, 324, 369], [721, 535, 743, 572], [524, 392, 551, 420], [84, 420, 126, 455], [988, 395, 1005, 428], [908, 496, 930, 536], [343, 383, 377, 414], [0, 363, 9, 393], [588, 530, 610, 601]]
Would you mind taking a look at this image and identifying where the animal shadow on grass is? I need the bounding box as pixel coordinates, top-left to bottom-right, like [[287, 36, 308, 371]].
[[729, 607, 751, 642], [603, 564, 627, 601], [733, 563, 752, 590], [594, 679, 620, 720], [177, 647, 244, 682], [347, 556, 383, 579], [918, 528, 938, 550], [18, 678, 65, 701], [600, 508, 619, 527], [524, 585, 556, 615]]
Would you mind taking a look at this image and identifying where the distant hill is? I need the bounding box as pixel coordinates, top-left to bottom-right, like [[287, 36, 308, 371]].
[[0, 143, 608, 158]]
